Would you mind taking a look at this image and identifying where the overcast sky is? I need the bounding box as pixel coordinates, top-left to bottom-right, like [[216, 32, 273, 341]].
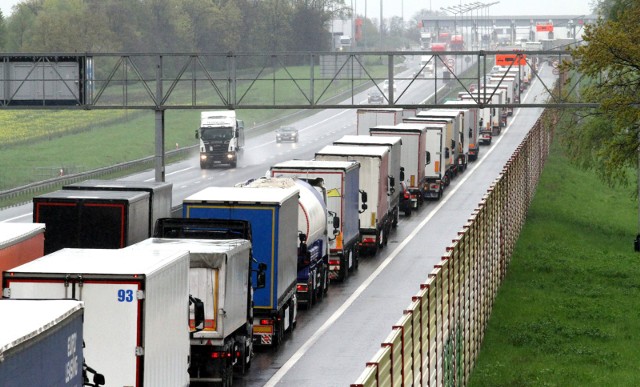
[[1, 0, 595, 20]]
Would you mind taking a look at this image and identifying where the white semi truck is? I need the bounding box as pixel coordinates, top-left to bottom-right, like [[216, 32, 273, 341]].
[[197, 111, 245, 168]]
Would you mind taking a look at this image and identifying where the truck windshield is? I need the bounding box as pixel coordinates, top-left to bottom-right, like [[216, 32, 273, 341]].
[[200, 127, 234, 141]]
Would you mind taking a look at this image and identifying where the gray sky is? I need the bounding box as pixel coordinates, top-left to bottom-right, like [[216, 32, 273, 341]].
[[353, 0, 594, 20], [1, 0, 594, 20]]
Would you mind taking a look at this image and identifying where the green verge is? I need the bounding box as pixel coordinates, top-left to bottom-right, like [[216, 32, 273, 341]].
[[468, 138, 640, 386]]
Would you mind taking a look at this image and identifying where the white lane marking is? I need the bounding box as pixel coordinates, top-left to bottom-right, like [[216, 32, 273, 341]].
[[264, 85, 536, 387], [144, 166, 194, 182]]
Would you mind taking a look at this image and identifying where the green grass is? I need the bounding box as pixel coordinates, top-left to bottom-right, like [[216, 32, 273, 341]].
[[468, 139, 640, 386], [0, 61, 392, 192]]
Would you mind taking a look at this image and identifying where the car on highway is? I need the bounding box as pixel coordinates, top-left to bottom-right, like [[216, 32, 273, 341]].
[[381, 80, 397, 94], [399, 181, 412, 216], [275, 126, 299, 143], [367, 90, 385, 104]]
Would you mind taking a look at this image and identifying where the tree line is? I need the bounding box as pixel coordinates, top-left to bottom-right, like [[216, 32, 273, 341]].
[[0, 0, 362, 53]]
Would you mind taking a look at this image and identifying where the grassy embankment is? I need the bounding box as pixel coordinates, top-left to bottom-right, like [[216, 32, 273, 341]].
[[468, 138, 640, 385], [0, 62, 391, 196]]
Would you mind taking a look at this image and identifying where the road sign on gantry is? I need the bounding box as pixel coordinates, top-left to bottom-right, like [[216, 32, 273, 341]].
[[495, 54, 527, 66]]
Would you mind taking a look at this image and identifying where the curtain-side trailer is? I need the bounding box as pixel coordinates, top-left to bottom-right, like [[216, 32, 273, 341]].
[[333, 135, 403, 228], [370, 123, 429, 208], [315, 145, 391, 255], [270, 160, 361, 282], [0, 300, 86, 387]]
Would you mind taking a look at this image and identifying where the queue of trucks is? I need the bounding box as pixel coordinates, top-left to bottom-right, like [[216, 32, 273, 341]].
[[0, 91, 519, 385]]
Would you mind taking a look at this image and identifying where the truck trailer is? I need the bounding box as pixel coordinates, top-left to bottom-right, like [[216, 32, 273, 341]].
[[444, 100, 480, 161], [63, 179, 173, 236], [333, 135, 403, 228], [197, 111, 245, 168], [0, 223, 45, 275], [182, 186, 298, 347], [240, 177, 329, 309], [0, 300, 88, 387], [356, 108, 403, 134], [416, 109, 469, 174], [33, 189, 150, 254], [3, 247, 192, 387], [370, 123, 437, 205], [128, 238, 259, 386], [315, 145, 391, 255], [270, 160, 361, 282]]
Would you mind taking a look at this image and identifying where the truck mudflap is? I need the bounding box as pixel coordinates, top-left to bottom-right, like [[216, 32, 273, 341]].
[[253, 294, 297, 347]]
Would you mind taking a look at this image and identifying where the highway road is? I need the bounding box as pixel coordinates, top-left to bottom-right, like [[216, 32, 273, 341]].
[[0, 57, 555, 386]]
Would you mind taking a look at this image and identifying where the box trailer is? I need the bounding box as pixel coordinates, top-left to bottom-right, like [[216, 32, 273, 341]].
[[3, 247, 191, 387], [370, 123, 433, 206], [63, 179, 173, 236], [417, 109, 469, 173], [333, 135, 403, 228], [270, 160, 361, 282], [182, 186, 298, 347], [0, 300, 86, 387], [0, 223, 45, 274], [33, 189, 150, 254], [315, 145, 391, 254], [356, 108, 403, 134], [445, 100, 480, 161]]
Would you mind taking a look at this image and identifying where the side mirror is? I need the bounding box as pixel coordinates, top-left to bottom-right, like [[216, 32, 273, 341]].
[[298, 232, 307, 244], [194, 130, 200, 139], [190, 295, 205, 333], [93, 373, 106, 386], [426, 151, 431, 165], [256, 263, 267, 289], [389, 176, 395, 187], [399, 167, 405, 181], [332, 215, 340, 230]]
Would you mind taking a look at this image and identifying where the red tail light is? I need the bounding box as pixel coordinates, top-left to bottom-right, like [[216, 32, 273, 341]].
[[362, 237, 376, 244], [404, 192, 410, 199], [297, 284, 308, 292], [328, 259, 340, 265], [260, 319, 272, 325]]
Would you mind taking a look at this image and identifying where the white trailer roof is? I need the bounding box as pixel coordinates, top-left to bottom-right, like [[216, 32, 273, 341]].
[[0, 223, 45, 250], [383, 121, 444, 131], [316, 145, 388, 158], [128, 238, 251, 269], [7, 248, 189, 275], [334, 135, 402, 147], [418, 109, 463, 118], [271, 159, 360, 171], [0, 300, 83, 357], [357, 108, 403, 113], [184, 186, 299, 205]]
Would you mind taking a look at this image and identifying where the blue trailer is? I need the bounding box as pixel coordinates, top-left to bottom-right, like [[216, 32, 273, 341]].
[[270, 160, 361, 281], [183, 186, 299, 347], [0, 300, 89, 386]]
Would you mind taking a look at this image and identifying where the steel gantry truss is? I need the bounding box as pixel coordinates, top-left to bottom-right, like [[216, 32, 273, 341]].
[[0, 50, 593, 182], [0, 50, 593, 111]]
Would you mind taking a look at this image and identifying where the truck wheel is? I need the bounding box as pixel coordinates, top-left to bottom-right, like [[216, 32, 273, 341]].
[[234, 335, 251, 375], [309, 274, 316, 307], [200, 161, 207, 169], [378, 230, 385, 250], [230, 161, 237, 168], [392, 208, 399, 228], [353, 247, 359, 270]]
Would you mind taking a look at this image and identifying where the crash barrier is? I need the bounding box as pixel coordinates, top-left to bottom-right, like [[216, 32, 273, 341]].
[[351, 114, 553, 386]]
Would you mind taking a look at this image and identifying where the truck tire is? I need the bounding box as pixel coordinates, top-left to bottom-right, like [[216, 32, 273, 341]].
[[234, 335, 251, 375], [341, 252, 350, 280], [200, 161, 208, 169], [378, 229, 385, 250]]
